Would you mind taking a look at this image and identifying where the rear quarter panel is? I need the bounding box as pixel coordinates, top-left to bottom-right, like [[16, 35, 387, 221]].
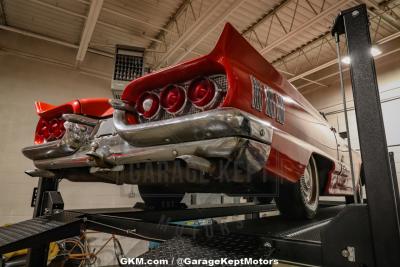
[[214, 23, 361, 194]]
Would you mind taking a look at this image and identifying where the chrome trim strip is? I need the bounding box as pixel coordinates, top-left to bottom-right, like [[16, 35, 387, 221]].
[[113, 107, 273, 147], [62, 114, 98, 127], [109, 99, 135, 112], [22, 141, 77, 160]]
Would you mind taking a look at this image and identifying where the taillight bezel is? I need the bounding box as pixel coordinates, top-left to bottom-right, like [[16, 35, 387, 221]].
[[35, 117, 66, 144], [187, 77, 219, 109], [136, 92, 161, 119], [132, 74, 227, 123], [160, 84, 187, 114]]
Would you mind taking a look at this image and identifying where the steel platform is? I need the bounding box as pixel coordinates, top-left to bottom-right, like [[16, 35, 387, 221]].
[[0, 201, 345, 266], [141, 205, 343, 266]]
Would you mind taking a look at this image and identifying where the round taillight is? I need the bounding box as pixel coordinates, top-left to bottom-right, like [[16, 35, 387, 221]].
[[35, 134, 45, 144], [35, 118, 65, 144], [136, 92, 160, 119], [160, 85, 186, 113], [125, 111, 138, 125], [188, 78, 216, 108], [38, 120, 51, 140]]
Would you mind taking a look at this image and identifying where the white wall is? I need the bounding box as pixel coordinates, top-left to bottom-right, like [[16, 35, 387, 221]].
[[303, 51, 400, 182], [0, 30, 149, 265], [0, 37, 144, 225]]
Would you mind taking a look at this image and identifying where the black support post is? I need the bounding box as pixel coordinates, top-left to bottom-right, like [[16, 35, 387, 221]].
[[332, 4, 400, 266], [388, 152, 400, 230], [26, 178, 59, 267]]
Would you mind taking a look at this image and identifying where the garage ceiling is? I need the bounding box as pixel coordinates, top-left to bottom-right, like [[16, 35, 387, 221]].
[[0, 0, 399, 92]]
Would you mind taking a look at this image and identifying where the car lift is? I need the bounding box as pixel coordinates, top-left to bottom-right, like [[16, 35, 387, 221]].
[[1, 4, 400, 266]]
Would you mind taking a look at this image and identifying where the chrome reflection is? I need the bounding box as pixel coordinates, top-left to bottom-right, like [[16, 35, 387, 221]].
[[113, 107, 273, 147]]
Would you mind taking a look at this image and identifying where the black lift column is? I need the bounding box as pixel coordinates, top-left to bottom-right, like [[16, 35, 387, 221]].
[[332, 4, 400, 266], [26, 178, 59, 266]]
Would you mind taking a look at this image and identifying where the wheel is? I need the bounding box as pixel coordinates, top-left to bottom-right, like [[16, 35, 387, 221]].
[[275, 156, 319, 219], [138, 185, 184, 209]]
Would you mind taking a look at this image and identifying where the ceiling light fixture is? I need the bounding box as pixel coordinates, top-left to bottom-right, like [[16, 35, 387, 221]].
[[341, 56, 351, 65], [341, 46, 382, 65], [370, 46, 382, 57]]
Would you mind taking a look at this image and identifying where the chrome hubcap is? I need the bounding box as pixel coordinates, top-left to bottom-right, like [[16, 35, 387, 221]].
[[300, 163, 316, 206]]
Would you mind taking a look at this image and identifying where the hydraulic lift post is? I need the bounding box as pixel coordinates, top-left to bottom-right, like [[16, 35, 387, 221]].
[[26, 178, 59, 266], [332, 4, 400, 265]]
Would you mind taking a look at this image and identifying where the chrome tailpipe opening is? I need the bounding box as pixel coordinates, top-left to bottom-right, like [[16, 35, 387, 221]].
[[176, 155, 215, 174]]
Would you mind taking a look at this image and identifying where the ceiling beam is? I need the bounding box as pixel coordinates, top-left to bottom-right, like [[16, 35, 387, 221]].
[[0, 47, 110, 80], [242, 0, 291, 36], [0, 24, 113, 58], [30, 0, 161, 44], [299, 45, 400, 93], [278, 67, 328, 87], [272, 31, 330, 65], [147, 0, 191, 51], [154, 0, 225, 68], [272, 1, 400, 70], [169, 0, 323, 87], [361, 0, 400, 30], [259, 0, 352, 55], [171, 0, 245, 65], [288, 58, 337, 83], [76, 0, 172, 34], [76, 0, 103, 64], [288, 29, 400, 84]]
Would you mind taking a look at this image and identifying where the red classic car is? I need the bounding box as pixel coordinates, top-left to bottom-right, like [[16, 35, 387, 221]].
[[23, 23, 362, 219]]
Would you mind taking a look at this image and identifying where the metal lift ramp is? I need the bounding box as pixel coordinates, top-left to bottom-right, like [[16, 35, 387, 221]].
[[0, 202, 344, 266], [0, 212, 81, 255]]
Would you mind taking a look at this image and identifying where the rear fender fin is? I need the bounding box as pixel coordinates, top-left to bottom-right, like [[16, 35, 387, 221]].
[[35, 101, 55, 115], [34, 98, 113, 119], [35, 100, 80, 119]]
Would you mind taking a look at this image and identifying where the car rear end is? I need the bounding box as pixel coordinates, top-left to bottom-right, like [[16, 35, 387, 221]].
[[22, 23, 276, 189]]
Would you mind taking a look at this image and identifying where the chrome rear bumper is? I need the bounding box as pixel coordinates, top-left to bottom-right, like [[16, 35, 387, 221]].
[[113, 108, 273, 146], [23, 108, 274, 174], [33, 137, 271, 176], [22, 141, 76, 160]]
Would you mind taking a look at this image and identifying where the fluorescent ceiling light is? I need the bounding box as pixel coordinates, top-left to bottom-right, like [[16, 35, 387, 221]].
[[341, 56, 351, 64], [341, 46, 382, 65], [371, 46, 382, 57]]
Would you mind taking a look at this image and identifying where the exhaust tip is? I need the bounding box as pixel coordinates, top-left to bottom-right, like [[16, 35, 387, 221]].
[[177, 155, 214, 173]]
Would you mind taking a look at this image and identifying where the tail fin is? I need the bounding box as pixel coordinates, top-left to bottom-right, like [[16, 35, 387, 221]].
[[35, 101, 55, 116], [210, 23, 281, 82]]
